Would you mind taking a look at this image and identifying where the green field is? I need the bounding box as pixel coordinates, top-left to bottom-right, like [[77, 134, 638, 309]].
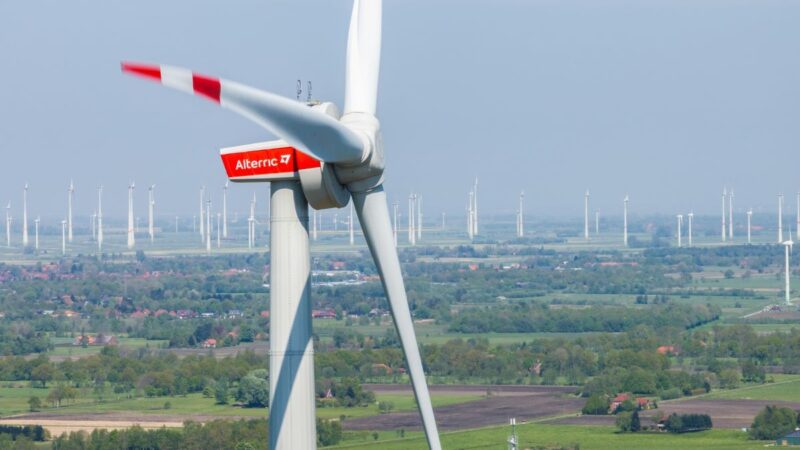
[[0, 384, 481, 421], [333, 423, 767, 450], [46, 337, 169, 358], [703, 375, 800, 402]]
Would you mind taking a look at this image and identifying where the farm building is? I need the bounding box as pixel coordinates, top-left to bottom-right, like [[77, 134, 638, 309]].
[[777, 429, 800, 446]]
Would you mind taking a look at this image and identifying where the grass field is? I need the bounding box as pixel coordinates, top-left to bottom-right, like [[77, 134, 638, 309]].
[[0, 384, 481, 421], [702, 375, 800, 402], [47, 337, 169, 358], [332, 423, 766, 449]]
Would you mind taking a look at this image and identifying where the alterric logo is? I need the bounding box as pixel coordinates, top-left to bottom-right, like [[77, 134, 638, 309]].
[[234, 153, 292, 171]]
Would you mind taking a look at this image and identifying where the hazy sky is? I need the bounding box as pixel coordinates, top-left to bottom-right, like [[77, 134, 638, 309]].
[[1, 0, 799, 220]]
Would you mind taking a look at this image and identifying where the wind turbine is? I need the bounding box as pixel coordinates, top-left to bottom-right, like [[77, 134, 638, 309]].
[[199, 186, 205, 241], [408, 194, 416, 245], [97, 186, 104, 253], [467, 191, 474, 240], [22, 183, 29, 247], [61, 220, 67, 255], [68, 180, 74, 242], [122, 1, 443, 447], [687, 212, 694, 247], [4, 203, 10, 247], [349, 201, 355, 245], [441, 211, 446, 230], [747, 209, 753, 244], [728, 189, 734, 240], [784, 231, 794, 306], [584, 190, 589, 240], [148, 185, 156, 243], [623, 195, 629, 247], [127, 183, 136, 249], [34, 216, 40, 250], [779, 193, 784, 243], [473, 177, 478, 235], [595, 210, 599, 236], [223, 182, 229, 238], [91, 211, 97, 241], [721, 187, 727, 242], [518, 191, 524, 238], [417, 195, 422, 242], [676, 214, 683, 248], [206, 198, 211, 255]]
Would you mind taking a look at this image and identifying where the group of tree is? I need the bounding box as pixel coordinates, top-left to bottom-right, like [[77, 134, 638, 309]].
[[748, 405, 799, 440], [49, 418, 342, 449]]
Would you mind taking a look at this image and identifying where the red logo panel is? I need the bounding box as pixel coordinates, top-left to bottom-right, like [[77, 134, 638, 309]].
[[220, 146, 321, 180]]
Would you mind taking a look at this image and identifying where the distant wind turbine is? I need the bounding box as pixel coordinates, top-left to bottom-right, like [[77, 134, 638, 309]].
[[473, 178, 478, 235], [687, 212, 694, 247], [676, 214, 683, 248], [584, 190, 589, 240], [349, 201, 355, 245], [127, 183, 136, 249], [68, 180, 74, 242], [223, 182, 229, 239], [22, 183, 29, 247], [97, 186, 104, 253], [721, 187, 727, 242], [779, 193, 784, 243], [747, 209, 753, 244], [623, 195, 629, 247], [518, 191, 525, 238], [784, 231, 794, 306], [148, 185, 156, 243], [61, 220, 67, 255], [34, 216, 40, 250]]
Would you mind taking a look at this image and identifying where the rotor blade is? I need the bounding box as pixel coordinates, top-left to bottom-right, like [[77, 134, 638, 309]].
[[353, 187, 441, 450], [343, 0, 382, 115], [122, 62, 365, 164]]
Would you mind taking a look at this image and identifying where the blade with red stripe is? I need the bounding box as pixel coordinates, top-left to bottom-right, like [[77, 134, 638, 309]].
[[121, 62, 365, 164]]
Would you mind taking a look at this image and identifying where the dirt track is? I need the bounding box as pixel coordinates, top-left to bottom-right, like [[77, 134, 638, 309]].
[[346, 385, 582, 431], [548, 398, 800, 429]]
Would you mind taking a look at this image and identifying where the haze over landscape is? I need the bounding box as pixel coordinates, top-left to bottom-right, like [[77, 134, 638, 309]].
[[2, 0, 799, 217]]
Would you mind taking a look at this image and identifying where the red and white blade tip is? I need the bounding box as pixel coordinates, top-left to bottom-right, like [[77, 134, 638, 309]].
[[121, 62, 221, 103]]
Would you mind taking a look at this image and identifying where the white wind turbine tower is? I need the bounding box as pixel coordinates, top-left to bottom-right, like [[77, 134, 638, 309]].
[[721, 187, 727, 242], [148, 185, 156, 243], [248, 194, 256, 249], [205, 199, 211, 254], [199, 186, 205, 241], [408, 194, 416, 245], [778, 193, 784, 243], [728, 189, 734, 240], [68, 180, 74, 242], [127, 183, 136, 249], [123, 0, 444, 446], [747, 209, 753, 244], [595, 210, 599, 235], [417, 195, 422, 241], [34, 216, 40, 250], [687, 212, 694, 247], [676, 214, 683, 248], [349, 201, 355, 245], [4, 203, 9, 247], [797, 192, 800, 240], [467, 191, 474, 240], [473, 177, 478, 235], [91, 211, 97, 241], [22, 183, 29, 247], [584, 190, 589, 240], [784, 230, 793, 306], [61, 220, 67, 255], [97, 186, 104, 252], [623, 195, 629, 247], [441, 211, 446, 230], [223, 182, 229, 238], [517, 191, 524, 238]]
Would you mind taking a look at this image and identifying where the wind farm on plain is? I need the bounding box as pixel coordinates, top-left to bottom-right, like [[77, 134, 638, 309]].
[[1, 1, 800, 449]]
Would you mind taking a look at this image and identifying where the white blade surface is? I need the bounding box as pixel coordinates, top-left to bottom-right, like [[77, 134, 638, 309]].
[[122, 62, 365, 164], [344, 0, 382, 115], [353, 187, 441, 450]]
